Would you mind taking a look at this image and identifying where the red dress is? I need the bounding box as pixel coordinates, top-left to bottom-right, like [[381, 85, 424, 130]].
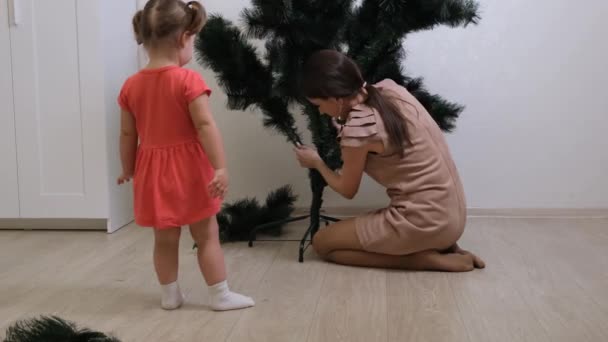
[[118, 65, 221, 228]]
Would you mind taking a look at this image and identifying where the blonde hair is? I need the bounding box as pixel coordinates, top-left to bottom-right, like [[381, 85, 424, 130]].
[[132, 0, 207, 46]]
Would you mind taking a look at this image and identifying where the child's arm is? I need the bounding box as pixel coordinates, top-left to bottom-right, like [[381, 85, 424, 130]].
[[118, 109, 138, 184], [189, 94, 228, 198]]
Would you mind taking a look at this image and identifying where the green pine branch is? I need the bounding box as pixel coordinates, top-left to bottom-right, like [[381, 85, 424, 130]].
[[4, 316, 121, 342], [378, 0, 480, 34], [241, 0, 292, 39], [404, 78, 464, 132], [209, 185, 297, 243], [196, 16, 273, 110], [196, 15, 302, 145]]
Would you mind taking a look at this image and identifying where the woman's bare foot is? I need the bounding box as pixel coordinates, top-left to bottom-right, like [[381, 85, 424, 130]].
[[443, 244, 486, 269], [414, 250, 475, 272]]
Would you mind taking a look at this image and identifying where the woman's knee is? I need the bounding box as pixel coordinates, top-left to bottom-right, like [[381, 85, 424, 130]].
[[312, 230, 331, 258], [312, 219, 362, 258]]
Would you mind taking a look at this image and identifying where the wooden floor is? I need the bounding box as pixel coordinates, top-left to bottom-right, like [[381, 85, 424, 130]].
[[1, 217, 607, 342]]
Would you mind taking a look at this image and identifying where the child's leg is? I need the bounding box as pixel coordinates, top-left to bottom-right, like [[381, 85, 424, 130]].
[[189, 216, 254, 311], [153, 227, 184, 310], [188, 217, 225, 285], [153, 227, 181, 283]]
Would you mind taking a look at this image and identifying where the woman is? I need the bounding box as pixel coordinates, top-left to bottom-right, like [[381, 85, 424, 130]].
[[294, 50, 484, 271]]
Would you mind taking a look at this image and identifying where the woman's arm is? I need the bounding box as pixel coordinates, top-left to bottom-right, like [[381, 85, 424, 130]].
[[295, 145, 368, 199]]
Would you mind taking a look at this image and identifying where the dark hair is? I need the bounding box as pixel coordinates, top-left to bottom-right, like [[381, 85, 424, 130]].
[[301, 50, 409, 154], [132, 0, 207, 46]]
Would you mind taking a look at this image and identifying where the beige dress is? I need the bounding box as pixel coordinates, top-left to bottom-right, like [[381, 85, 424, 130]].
[[335, 79, 467, 255]]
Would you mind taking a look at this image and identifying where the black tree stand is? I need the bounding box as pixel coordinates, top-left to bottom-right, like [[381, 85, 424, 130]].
[[248, 171, 340, 262]]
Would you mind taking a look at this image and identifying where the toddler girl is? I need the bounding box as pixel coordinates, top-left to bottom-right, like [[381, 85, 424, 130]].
[[117, 0, 254, 311]]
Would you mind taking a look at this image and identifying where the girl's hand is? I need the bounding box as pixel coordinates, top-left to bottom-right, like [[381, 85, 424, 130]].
[[117, 173, 132, 185], [294, 145, 323, 169], [209, 168, 228, 199]]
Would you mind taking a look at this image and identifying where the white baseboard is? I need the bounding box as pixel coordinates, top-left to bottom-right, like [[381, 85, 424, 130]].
[[301, 207, 608, 219], [467, 208, 608, 218], [0, 219, 108, 230], [2, 208, 605, 232]]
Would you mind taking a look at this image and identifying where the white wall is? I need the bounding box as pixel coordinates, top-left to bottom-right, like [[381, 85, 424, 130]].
[[193, 0, 608, 209], [406, 0, 608, 209], [0, 0, 20, 217], [102, 0, 139, 231]]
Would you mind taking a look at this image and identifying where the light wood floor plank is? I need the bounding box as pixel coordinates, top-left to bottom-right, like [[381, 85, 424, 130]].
[[226, 242, 328, 342], [495, 218, 608, 341], [448, 219, 551, 342], [556, 219, 608, 315], [387, 270, 471, 342], [1, 218, 607, 341], [306, 263, 388, 342]]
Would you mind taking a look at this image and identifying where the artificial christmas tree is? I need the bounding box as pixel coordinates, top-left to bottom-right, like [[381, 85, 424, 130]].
[[196, 0, 480, 261]]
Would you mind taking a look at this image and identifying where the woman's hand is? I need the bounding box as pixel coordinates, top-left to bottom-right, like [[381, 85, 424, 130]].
[[294, 145, 323, 169]]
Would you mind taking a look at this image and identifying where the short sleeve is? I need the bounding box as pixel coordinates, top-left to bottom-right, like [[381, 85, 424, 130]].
[[184, 70, 212, 103], [117, 79, 132, 113], [337, 112, 379, 148]]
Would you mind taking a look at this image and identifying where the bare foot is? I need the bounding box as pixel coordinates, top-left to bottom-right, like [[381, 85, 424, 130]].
[[416, 250, 475, 272], [444, 244, 486, 269]]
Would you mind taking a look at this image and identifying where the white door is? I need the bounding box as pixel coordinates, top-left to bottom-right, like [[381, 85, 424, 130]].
[[0, 0, 20, 217], [10, 0, 107, 218]]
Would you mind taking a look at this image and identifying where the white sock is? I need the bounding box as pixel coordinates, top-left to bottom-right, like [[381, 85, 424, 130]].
[[161, 281, 184, 310], [208, 280, 254, 311]]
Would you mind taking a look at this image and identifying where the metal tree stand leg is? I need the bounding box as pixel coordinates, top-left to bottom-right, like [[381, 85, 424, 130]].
[[247, 214, 311, 247], [248, 212, 340, 263], [248, 185, 341, 262], [248, 170, 342, 262], [297, 215, 340, 262], [296, 182, 341, 262]]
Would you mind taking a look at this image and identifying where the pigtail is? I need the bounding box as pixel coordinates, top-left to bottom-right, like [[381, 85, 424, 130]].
[[132, 10, 144, 45], [185, 1, 207, 34], [365, 84, 411, 155], [133, 0, 207, 45]]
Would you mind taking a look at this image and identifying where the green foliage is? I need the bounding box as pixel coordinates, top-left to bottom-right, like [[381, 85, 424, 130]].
[[196, 0, 480, 155], [3, 316, 121, 342], [194, 185, 297, 245]]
